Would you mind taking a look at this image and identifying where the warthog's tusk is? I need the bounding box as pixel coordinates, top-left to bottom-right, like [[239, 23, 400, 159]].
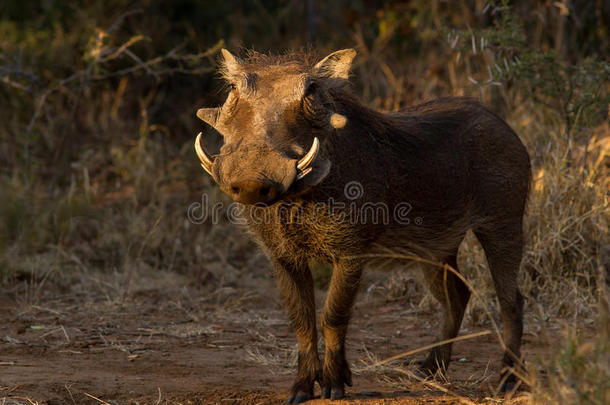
[[194, 132, 214, 176], [297, 137, 320, 177], [296, 167, 313, 180]]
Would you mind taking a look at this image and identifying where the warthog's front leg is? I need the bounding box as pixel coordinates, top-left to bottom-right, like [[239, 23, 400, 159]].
[[273, 257, 321, 404], [319, 259, 363, 399]]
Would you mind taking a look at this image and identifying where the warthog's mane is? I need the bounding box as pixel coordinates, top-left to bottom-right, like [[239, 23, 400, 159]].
[[219, 49, 320, 79], [242, 49, 320, 69]]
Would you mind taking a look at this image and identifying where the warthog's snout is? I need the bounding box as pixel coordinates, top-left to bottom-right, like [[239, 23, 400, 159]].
[[195, 131, 322, 205], [229, 179, 279, 205]]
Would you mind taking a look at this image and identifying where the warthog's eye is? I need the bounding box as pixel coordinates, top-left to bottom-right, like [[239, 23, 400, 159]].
[[302, 82, 323, 123], [228, 83, 237, 91], [304, 82, 318, 97]]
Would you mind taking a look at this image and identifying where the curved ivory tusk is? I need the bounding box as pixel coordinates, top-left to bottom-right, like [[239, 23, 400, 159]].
[[297, 137, 320, 172], [296, 167, 313, 180], [194, 132, 214, 176]]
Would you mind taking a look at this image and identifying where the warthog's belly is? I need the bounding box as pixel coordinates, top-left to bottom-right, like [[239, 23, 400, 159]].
[[244, 199, 469, 264]]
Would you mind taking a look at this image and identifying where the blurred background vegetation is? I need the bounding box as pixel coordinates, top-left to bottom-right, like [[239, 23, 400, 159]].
[[0, 1, 608, 403]]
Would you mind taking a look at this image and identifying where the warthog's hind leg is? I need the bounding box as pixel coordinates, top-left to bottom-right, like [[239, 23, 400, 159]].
[[475, 224, 525, 393], [418, 254, 471, 376]]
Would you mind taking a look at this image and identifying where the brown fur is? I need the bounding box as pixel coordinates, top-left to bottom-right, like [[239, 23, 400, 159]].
[[196, 50, 531, 402]]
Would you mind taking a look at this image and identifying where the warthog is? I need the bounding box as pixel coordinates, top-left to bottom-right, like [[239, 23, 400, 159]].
[[194, 49, 530, 403]]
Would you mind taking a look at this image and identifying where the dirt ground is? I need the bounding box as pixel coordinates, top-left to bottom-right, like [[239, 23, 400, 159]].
[[0, 265, 548, 405]]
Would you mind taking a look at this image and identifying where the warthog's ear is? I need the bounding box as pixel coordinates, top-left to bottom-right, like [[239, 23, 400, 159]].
[[220, 49, 244, 76], [314, 49, 356, 79]]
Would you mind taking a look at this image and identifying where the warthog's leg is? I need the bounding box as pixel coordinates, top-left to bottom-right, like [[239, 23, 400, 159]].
[[319, 259, 363, 400], [475, 224, 524, 392], [273, 258, 321, 404], [419, 254, 471, 376]]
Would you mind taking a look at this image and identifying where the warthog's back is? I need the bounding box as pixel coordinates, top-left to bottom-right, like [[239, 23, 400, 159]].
[[392, 97, 531, 216], [364, 97, 532, 260]]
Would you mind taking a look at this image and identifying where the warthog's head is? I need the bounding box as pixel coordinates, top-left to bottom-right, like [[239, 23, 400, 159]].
[[195, 49, 356, 205]]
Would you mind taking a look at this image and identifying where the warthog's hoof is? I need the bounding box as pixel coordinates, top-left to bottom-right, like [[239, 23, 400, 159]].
[[415, 353, 448, 380], [287, 375, 319, 404], [287, 391, 312, 404], [321, 385, 345, 400], [414, 364, 436, 380], [414, 368, 433, 380], [499, 381, 516, 394], [321, 363, 352, 399], [498, 372, 520, 394]]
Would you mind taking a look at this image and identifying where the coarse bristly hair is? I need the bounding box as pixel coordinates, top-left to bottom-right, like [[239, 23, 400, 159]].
[[219, 49, 321, 81]]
